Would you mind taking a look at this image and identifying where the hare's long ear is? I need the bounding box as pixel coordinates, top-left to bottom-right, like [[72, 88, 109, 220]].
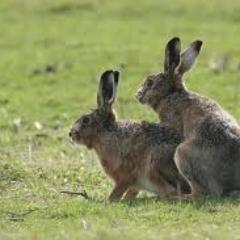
[[97, 70, 119, 110], [111, 70, 119, 104], [164, 37, 181, 74], [177, 40, 203, 75]]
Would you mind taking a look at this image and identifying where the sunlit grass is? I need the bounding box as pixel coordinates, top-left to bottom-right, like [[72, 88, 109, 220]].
[[0, 0, 240, 239]]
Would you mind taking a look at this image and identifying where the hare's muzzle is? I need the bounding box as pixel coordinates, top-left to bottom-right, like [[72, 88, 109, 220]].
[[136, 90, 145, 104], [69, 128, 80, 142]]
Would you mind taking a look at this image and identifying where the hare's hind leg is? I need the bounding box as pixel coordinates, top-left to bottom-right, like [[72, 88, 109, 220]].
[[148, 170, 177, 197], [123, 188, 139, 200], [174, 140, 223, 197], [109, 183, 130, 202]]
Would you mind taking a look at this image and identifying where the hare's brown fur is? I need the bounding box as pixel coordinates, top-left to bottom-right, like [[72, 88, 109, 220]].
[[137, 38, 240, 197], [70, 70, 189, 201]]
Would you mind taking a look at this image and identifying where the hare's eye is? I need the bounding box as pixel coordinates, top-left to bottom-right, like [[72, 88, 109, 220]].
[[82, 117, 90, 125], [147, 79, 153, 87]]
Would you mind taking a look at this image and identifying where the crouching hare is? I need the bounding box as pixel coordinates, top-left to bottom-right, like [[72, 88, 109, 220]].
[[137, 37, 240, 197], [70, 70, 189, 202]]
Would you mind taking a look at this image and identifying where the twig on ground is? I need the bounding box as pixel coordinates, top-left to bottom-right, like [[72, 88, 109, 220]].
[[60, 190, 90, 200], [6, 208, 39, 222]]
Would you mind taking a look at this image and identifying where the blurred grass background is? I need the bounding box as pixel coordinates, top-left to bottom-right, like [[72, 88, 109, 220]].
[[0, 0, 240, 239]]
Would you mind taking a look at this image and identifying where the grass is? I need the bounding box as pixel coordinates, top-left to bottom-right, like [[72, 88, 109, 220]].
[[0, 0, 240, 239]]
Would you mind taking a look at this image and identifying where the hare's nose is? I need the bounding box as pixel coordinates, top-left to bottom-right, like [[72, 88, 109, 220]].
[[69, 128, 79, 138], [136, 91, 139, 99], [69, 128, 76, 137], [136, 90, 143, 102]]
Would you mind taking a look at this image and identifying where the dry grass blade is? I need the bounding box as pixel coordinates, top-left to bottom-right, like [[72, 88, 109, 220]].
[[6, 209, 39, 222], [60, 190, 90, 200]]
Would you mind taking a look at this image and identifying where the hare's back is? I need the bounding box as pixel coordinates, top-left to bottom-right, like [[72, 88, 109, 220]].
[[130, 121, 182, 146], [197, 114, 240, 146]]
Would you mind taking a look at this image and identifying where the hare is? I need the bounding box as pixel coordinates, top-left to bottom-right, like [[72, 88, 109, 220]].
[[69, 70, 190, 202], [136, 37, 240, 197]]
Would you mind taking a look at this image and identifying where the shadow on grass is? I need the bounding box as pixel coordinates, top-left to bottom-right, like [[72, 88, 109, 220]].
[[121, 195, 240, 210], [62, 193, 240, 212]]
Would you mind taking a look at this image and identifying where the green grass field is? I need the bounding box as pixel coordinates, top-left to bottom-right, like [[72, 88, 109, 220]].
[[0, 0, 240, 239]]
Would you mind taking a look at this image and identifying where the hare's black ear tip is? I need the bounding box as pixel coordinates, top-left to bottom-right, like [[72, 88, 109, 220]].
[[168, 37, 181, 44], [101, 70, 114, 79], [172, 37, 180, 42], [194, 40, 203, 52], [114, 70, 120, 78], [166, 37, 181, 51]]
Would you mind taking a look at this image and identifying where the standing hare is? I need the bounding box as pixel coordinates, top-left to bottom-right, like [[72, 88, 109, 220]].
[[69, 70, 189, 202], [137, 37, 240, 197]]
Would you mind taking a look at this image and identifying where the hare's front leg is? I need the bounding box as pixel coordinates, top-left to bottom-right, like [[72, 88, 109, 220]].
[[109, 183, 129, 202], [148, 170, 177, 197], [123, 188, 139, 200]]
